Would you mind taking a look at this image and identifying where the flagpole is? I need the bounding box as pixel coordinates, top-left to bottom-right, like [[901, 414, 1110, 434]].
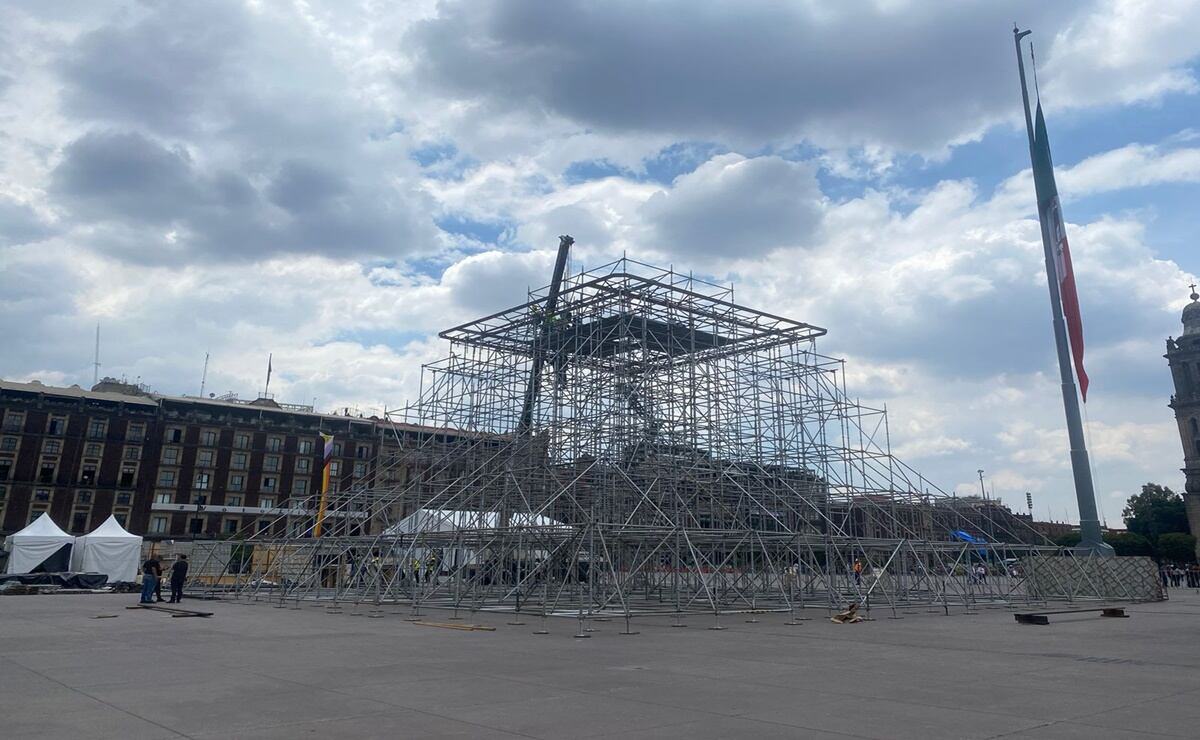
[[1013, 27, 1112, 556]]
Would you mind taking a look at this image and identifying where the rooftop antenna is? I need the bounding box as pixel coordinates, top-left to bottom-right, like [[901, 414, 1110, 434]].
[[92, 324, 101, 387], [199, 352, 210, 397]]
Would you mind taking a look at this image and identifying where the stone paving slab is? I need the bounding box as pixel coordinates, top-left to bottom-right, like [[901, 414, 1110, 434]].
[[1, 590, 1198, 739]]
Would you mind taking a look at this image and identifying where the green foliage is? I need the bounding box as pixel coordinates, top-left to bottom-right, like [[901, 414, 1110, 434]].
[[1102, 531, 1154, 557], [1053, 532, 1081, 548], [1122, 483, 1190, 542], [1052, 530, 1152, 556], [1157, 533, 1197, 564]]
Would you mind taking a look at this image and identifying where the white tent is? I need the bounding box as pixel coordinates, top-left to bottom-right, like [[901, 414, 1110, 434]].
[[6, 513, 74, 574], [383, 509, 569, 535], [71, 515, 142, 583]]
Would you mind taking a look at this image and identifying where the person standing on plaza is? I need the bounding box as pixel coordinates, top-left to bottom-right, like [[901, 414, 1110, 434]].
[[140, 555, 160, 604], [852, 559, 863, 587], [152, 557, 165, 602], [168, 554, 188, 603]]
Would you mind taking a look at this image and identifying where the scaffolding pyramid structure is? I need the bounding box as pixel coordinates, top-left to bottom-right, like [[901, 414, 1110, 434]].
[[193, 254, 1162, 621]]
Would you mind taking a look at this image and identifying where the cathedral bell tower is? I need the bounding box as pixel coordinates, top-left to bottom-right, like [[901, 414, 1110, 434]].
[[1165, 284, 1200, 557]]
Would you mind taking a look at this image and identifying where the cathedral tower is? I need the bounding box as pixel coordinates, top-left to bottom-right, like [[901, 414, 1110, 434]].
[[1165, 285, 1200, 558]]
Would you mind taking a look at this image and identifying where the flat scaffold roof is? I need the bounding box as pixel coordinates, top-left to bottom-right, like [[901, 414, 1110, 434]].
[[440, 260, 827, 361]]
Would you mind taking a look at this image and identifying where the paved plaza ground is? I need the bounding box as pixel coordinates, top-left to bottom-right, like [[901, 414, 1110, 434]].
[[1, 590, 1198, 739]]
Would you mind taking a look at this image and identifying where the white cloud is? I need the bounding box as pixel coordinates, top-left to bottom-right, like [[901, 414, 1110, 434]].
[[0, 0, 1196, 527]]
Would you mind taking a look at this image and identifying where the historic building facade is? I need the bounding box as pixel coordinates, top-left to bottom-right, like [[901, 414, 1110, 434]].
[[1165, 286, 1200, 558], [0, 379, 384, 539]]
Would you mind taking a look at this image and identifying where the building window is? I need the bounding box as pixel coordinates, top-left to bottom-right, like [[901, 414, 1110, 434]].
[[266, 436, 283, 452], [113, 509, 129, 527], [263, 455, 281, 472], [189, 517, 204, 535], [75, 490, 93, 504], [116, 492, 132, 505], [228, 473, 245, 491], [150, 516, 168, 534], [259, 496, 276, 509], [166, 427, 184, 443], [296, 458, 311, 474], [162, 447, 181, 465], [127, 423, 146, 442], [329, 461, 340, 477], [87, 419, 107, 439], [154, 492, 173, 504], [200, 429, 218, 446], [357, 444, 370, 459], [157, 469, 177, 487], [124, 446, 141, 461], [223, 518, 239, 534], [34, 488, 51, 502], [1, 437, 17, 452], [333, 442, 343, 456], [43, 439, 62, 454], [231, 452, 248, 470], [0, 460, 10, 481], [39, 462, 56, 484], [71, 509, 91, 533], [80, 464, 97, 485], [119, 466, 137, 487], [262, 475, 278, 492], [85, 442, 102, 457], [227, 494, 243, 507], [353, 461, 367, 479], [298, 439, 313, 454], [194, 472, 211, 490], [2, 413, 24, 432], [28, 506, 49, 524], [293, 479, 308, 495], [197, 450, 215, 467], [234, 433, 250, 449], [47, 416, 67, 435], [257, 519, 271, 533]]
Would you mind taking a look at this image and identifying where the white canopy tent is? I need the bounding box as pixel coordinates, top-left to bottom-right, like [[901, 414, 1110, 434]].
[[383, 509, 569, 535], [71, 515, 142, 583], [6, 513, 74, 574], [382, 509, 573, 575]]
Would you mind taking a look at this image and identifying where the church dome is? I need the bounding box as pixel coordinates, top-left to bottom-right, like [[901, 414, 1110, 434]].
[[1184, 286, 1200, 336]]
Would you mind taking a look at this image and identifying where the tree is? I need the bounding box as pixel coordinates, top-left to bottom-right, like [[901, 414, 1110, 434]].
[[1122, 483, 1190, 543], [1102, 532, 1153, 557], [1157, 533, 1197, 564], [1053, 530, 1151, 556], [1054, 532, 1081, 548]]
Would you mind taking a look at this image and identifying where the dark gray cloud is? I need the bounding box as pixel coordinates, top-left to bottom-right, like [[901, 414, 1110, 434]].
[[57, 1, 246, 135], [50, 129, 437, 262], [641, 155, 823, 256], [52, 130, 204, 223], [406, 0, 1084, 152]]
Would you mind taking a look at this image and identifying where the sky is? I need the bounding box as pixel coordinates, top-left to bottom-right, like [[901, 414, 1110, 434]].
[[1, 0, 1198, 524]]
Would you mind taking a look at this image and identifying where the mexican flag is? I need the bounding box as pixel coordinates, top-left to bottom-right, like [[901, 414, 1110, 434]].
[[1031, 102, 1089, 402]]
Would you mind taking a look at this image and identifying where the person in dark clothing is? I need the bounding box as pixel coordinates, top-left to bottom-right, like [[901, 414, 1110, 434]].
[[168, 554, 189, 603], [152, 557, 165, 602], [140, 557, 160, 604]]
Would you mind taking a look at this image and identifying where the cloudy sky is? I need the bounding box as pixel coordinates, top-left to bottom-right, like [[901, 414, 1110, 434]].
[[2, 0, 1198, 523]]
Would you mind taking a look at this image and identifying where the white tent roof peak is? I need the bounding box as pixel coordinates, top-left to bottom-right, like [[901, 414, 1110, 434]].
[[81, 515, 139, 539], [12, 512, 71, 539]]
